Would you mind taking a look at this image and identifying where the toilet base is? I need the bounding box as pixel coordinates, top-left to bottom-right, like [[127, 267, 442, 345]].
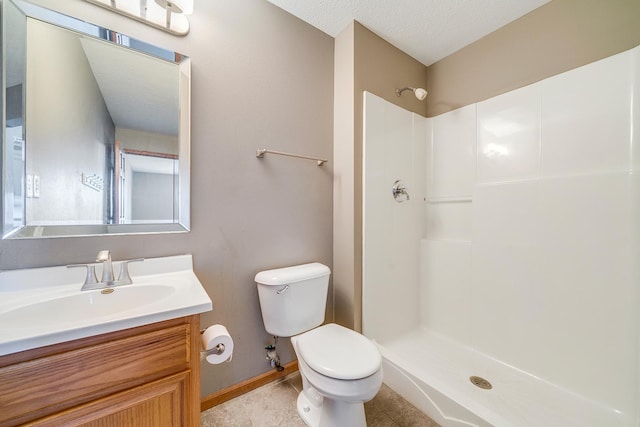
[[296, 388, 367, 427]]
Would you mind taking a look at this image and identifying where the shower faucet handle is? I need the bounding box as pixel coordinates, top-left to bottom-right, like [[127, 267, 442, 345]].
[[392, 180, 410, 202]]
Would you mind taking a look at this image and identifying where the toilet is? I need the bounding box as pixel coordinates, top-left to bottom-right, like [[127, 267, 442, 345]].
[[255, 263, 383, 427]]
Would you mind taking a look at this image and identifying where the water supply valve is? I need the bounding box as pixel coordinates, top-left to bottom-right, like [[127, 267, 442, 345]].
[[265, 343, 284, 371]]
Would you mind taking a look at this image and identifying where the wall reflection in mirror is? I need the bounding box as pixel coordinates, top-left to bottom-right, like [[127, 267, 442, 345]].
[[2, 0, 191, 238]]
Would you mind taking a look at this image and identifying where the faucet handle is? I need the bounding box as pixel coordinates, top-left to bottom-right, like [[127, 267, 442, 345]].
[[392, 180, 411, 202], [117, 258, 144, 284], [67, 264, 98, 288]]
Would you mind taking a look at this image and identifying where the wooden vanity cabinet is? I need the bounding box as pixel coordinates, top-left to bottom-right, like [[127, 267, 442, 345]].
[[0, 315, 201, 427]]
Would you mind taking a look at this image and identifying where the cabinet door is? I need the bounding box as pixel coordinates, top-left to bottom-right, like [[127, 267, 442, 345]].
[[31, 372, 191, 427], [0, 324, 190, 426]]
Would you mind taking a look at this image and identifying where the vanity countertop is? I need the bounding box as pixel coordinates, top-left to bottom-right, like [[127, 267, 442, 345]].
[[0, 254, 212, 356]]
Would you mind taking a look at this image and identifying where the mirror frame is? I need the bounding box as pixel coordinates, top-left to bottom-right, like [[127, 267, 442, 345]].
[[1, 0, 191, 239]]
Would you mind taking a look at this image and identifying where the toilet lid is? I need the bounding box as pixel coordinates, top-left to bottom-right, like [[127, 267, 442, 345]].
[[296, 323, 381, 380]]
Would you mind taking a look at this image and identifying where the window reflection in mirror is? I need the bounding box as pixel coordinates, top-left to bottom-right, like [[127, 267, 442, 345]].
[[1, 0, 190, 238]]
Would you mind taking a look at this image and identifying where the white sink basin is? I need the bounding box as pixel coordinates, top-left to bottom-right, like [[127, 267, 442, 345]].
[[0, 254, 212, 356], [0, 284, 176, 329]]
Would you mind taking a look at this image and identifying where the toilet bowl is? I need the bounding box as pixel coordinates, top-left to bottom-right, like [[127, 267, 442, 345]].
[[255, 263, 383, 426], [291, 323, 383, 427]]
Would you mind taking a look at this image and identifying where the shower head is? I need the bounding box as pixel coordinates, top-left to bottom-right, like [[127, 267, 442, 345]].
[[395, 86, 428, 101]]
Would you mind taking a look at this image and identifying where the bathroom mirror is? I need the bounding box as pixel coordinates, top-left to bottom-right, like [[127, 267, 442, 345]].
[[1, 0, 191, 238]]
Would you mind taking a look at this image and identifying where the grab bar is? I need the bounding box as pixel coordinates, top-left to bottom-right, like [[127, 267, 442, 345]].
[[256, 149, 328, 166]]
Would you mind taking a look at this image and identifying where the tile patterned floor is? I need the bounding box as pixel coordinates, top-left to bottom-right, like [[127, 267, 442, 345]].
[[201, 372, 440, 426]]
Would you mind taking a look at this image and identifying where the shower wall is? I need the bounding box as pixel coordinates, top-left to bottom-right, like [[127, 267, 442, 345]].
[[363, 44, 640, 423], [362, 94, 426, 342]]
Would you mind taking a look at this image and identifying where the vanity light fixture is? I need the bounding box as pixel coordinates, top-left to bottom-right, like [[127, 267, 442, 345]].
[[83, 0, 194, 36]]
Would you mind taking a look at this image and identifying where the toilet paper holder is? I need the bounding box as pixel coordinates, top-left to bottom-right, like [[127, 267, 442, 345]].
[[200, 328, 226, 357]]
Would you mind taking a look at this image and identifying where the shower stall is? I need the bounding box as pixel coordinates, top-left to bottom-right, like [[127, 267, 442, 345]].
[[362, 45, 640, 427]]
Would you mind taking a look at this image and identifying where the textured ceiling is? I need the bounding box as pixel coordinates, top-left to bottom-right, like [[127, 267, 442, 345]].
[[266, 0, 551, 66]]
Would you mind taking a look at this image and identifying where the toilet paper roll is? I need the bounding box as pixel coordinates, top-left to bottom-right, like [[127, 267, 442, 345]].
[[201, 324, 234, 364]]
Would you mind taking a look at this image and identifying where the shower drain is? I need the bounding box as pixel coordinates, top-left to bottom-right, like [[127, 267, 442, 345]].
[[469, 376, 492, 390]]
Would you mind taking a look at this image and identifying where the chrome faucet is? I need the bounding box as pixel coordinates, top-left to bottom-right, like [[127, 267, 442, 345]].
[[67, 251, 144, 291], [96, 250, 115, 284]]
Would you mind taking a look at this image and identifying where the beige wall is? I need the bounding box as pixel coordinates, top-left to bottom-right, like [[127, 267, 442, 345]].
[[426, 0, 640, 116], [1, 0, 334, 398], [333, 22, 427, 330], [332, 23, 356, 328]]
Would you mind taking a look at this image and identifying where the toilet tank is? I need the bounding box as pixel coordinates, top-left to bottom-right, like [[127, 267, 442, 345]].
[[255, 263, 330, 337]]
